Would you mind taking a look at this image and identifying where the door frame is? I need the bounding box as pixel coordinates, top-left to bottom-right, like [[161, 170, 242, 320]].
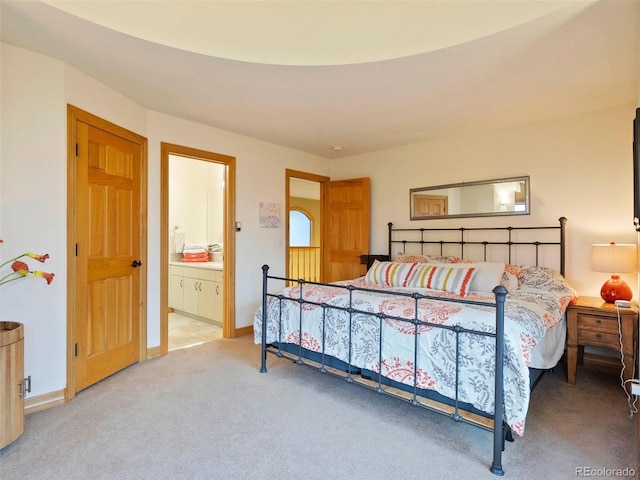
[[160, 143, 237, 353], [285, 169, 330, 282], [66, 105, 148, 401]]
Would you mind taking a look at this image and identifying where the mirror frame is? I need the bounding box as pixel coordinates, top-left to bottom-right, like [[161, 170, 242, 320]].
[[410, 175, 530, 220]]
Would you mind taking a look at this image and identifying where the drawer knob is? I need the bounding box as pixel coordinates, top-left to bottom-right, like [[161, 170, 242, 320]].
[[595, 319, 601, 324], [596, 334, 602, 339]]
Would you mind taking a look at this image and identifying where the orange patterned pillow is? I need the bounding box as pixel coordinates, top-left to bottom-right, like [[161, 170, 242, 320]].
[[365, 261, 420, 287], [408, 264, 477, 296]]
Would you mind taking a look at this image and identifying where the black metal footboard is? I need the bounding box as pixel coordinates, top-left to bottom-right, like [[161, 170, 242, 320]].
[[259, 265, 509, 476]]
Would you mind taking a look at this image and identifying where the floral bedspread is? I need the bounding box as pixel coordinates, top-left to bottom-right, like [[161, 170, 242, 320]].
[[254, 267, 576, 436]]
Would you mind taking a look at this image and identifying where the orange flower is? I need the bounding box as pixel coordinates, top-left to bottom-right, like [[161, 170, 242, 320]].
[[33, 271, 55, 285], [11, 261, 29, 275], [26, 253, 50, 263], [0, 240, 54, 286]]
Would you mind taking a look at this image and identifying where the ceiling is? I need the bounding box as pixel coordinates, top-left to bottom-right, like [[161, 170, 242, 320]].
[[1, 1, 639, 159]]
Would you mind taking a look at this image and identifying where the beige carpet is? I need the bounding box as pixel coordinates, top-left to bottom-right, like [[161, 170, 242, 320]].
[[0, 335, 637, 480]]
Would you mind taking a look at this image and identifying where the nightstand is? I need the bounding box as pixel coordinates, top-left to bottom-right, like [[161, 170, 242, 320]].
[[566, 296, 638, 390]]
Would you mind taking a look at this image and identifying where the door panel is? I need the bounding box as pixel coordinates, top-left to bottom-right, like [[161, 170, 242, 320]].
[[73, 118, 143, 393], [324, 178, 370, 282]]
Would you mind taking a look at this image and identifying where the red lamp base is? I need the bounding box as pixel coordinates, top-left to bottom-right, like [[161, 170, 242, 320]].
[[600, 275, 633, 303]]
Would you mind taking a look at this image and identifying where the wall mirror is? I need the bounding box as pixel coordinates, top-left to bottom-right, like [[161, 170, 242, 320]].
[[410, 176, 530, 220]]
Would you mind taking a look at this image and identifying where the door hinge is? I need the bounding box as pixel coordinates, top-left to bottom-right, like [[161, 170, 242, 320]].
[[75, 343, 79, 357], [75, 243, 79, 256], [75, 143, 79, 156]]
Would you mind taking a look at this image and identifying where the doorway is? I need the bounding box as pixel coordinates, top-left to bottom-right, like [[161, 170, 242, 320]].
[[286, 170, 329, 282], [160, 143, 236, 356]]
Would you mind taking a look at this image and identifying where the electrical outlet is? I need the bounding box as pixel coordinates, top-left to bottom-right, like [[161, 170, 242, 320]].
[[632, 382, 640, 396]]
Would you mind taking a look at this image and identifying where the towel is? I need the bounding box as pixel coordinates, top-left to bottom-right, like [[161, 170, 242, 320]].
[[173, 228, 185, 253], [183, 248, 208, 254], [183, 252, 209, 259], [184, 242, 208, 251], [182, 252, 209, 263]]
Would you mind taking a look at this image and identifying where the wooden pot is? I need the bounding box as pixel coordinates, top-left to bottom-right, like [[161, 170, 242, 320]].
[[0, 321, 25, 449]]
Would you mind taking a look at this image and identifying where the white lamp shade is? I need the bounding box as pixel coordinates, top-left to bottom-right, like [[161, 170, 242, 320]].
[[591, 243, 637, 273]]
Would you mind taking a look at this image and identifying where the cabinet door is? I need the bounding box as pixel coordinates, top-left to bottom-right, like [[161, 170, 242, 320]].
[[198, 280, 216, 321], [183, 277, 199, 316], [169, 274, 184, 310], [213, 280, 224, 323]]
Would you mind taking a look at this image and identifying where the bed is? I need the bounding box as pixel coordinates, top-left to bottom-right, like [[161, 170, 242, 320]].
[[254, 218, 576, 475]]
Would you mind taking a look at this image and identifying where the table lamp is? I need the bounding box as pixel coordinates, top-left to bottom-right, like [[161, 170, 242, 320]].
[[591, 242, 637, 303]]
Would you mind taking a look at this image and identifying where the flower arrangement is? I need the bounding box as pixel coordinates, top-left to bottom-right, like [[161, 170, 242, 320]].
[[0, 239, 55, 286]]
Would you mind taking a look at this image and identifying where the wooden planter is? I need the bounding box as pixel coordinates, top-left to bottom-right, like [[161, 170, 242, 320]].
[[0, 322, 24, 449]]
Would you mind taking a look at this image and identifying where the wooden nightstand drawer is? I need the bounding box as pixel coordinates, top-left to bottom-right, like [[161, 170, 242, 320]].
[[577, 314, 618, 334], [577, 329, 619, 348]]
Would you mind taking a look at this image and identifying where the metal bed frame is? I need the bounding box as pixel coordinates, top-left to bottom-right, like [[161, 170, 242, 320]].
[[259, 217, 567, 476]]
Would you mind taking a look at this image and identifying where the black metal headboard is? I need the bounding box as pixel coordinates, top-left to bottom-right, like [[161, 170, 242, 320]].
[[363, 217, 567, 276]]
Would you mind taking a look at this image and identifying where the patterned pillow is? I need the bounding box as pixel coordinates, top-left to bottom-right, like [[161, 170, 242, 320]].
[[518, 266, 577, 295], [365, 261, 419, 287], [500, 271, 519, 292], [426, 261, 505, 293], [407, 264, 477, 296], [395, 253, 466, 264]]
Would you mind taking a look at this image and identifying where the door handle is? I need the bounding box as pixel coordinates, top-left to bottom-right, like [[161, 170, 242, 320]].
[[131, 260, 142, 268]]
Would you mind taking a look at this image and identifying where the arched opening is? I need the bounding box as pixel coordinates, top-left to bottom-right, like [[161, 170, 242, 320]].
[[289, 209, 312, 247]]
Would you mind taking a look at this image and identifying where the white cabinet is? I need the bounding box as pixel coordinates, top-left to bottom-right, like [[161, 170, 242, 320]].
[[169, 266, 184, 311], [169, 265, 223, 324], [213, 271, 223, 324]]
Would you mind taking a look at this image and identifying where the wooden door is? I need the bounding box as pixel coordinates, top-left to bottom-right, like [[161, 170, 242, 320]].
[[323, 178, 370, 282], [413, 194, 448, 216], [70, 107, 146, 394]]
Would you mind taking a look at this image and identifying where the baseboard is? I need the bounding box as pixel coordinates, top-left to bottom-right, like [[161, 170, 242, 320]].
[[234, 325, 253, 337], [147, 345, 162, 359], [25, 388, 66, 415]]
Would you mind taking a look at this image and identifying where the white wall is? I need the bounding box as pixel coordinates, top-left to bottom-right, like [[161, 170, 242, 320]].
[[168, 155, 223, 249], [2, 40, 638, 401], [1, 43, 330, 397], [0, 44, 68, 396], [330, 104, 639, 299]]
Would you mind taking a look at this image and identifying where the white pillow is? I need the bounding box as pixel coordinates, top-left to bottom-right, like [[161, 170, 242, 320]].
[[428, 262, 505, 293]]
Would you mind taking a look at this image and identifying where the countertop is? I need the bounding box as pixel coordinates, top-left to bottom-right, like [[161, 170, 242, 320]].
[[169, 261, 223, 271]]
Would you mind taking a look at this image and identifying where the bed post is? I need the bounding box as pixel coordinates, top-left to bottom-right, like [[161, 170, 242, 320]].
[[490, 285, 508, 476], [260, 264, 269, 373], [388, 222, 393, 260], [559, 217, 567, 277]]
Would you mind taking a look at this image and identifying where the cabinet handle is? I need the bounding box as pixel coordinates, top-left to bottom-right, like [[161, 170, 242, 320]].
[[216, 285, 219, 294], [199, 282, 202, 291], [180, 279, 183, 288]]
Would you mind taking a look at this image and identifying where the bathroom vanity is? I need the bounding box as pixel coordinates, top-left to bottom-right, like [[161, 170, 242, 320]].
[[169, 262, 223, 324]]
